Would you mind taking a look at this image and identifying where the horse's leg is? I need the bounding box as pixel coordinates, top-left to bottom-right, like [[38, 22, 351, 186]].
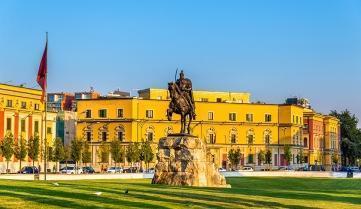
[[167, 108, 172, 121], [181, 113, 185, 134], [187, 113, 192, 134]]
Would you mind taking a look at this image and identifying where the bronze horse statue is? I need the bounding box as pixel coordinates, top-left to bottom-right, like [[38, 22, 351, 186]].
[[167, 82, 193, 134]]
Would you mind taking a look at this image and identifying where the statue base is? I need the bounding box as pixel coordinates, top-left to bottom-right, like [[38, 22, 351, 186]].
[[152, 135, 230, 188]]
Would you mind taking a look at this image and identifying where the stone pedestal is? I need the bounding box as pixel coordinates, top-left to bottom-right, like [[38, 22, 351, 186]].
[[152, 134, 229, 187]]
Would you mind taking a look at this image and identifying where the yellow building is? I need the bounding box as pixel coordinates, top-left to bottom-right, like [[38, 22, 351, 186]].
[[0, 83, 56, 173], [76, 88, 340, 171]]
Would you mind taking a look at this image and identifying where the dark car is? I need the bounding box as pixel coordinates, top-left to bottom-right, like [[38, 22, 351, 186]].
[[123, 167, 138, 173], [82, 166, 95, 174], [18, 166, 39, 174]]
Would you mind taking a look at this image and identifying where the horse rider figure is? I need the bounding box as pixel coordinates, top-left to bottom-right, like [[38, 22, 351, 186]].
[[175, 70, 196, 119]]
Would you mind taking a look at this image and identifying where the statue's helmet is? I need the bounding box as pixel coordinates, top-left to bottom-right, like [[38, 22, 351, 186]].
[[180, 70, 184, 78]]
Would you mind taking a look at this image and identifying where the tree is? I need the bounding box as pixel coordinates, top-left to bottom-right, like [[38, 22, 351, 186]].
[[1, 133, 14, 173], [298, 149, 304, 164], [14, 136, 27, 172], [28, 136, 40, 172], [140, 140, 154, 171], [64, 144, 71, 169], [332, 152, 339, 165], [98, 141, 110, 164], [82, 141, 91, 166], [330, 110, 361, 165], [258, 150, 266, 165], [71, 139, 83, 173], [53, 138, 65, 172], [47, 146, 54, 162], [126, 142, 140, 171], [110, 140, 125, 171], [265, 150, 272, 170], [228, 148, 242, 170], [284, 145, 292, 166]]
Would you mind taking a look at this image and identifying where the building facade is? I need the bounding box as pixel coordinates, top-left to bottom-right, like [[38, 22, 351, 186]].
[[0, 83, 57, 173], [76, 88, 341, 171], [47, 92, 75, 112]]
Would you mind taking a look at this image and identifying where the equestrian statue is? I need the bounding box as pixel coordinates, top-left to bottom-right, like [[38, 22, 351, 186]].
[[167, 70, 196, 134]]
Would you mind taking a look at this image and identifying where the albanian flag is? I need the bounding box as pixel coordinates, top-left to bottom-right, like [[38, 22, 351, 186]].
[[37, 40, 47, 103]]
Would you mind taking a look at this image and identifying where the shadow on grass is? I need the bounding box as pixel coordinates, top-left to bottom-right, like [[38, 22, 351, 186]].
[[117, 178, 361, 207], [61, 181, 313, 209], [0, 184, 168, 209]]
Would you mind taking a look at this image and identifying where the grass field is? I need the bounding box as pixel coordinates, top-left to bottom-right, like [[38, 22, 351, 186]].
[[0, 177, 360, 209]]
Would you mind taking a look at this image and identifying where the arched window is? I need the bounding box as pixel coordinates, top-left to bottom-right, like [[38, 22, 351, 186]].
[[98, 125, 108, 142], [115, 125, 125, 142], [247, 129, 255, 144], [83, 125, 92, 142], [229, 128, 238, 144], [264, 129, 272, 144], [145, 126, 155, 141], [207, 128, 216, 144]]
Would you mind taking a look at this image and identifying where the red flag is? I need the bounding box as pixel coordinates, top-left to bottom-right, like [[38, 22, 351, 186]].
[[37, 41, 47, 102]]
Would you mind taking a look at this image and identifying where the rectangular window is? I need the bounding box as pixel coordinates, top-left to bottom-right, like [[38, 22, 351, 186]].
[[118, 131, 123, 141], [117, 109, 124, 118], [99, 109, 107, 118], [146, 110, 153, 118], [34, 121, 39, 133], [85, 110, 92, 118], [147, 132, 153, 141], [209, 133, 215, 144], [231, 134, 236, 144], [201, 98, 208, 102], [296, 116, 299, 124], [6, 100, 12, 107], [21, 101, 27, 109], [208, 112, 214, 120], [21, 119, 26, 133], [47, 127, 52, 134], [265, 114, 272, 122], [86, 132, 91, 142], [229, 113, 236, 121], [6, 118, 11, 130], [216, 98, 222, 102], [102, 132, 107, 141], [246, 114, 253, 122]]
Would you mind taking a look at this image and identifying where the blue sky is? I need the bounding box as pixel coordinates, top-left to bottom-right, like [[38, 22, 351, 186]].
[[0, 0, 361, 121]]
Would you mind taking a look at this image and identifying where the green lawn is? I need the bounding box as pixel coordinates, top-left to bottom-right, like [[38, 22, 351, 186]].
[[0, 177, 360, 208]]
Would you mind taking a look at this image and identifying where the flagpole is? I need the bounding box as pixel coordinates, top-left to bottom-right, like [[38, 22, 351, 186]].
[[44, 32, 48, 181]]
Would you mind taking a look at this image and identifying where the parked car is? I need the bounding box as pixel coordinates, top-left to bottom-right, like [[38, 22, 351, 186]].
[[349, 166, 360, 172], [82, 166, 95, 174], [107, 167, 123, 174], [143, 168, 155, 173], [60, 166, 83, 174], [219, 168, 227, 172], [123, 167, 138, 173], [18, 166, 39, 174], [240, 166, 254, 172]]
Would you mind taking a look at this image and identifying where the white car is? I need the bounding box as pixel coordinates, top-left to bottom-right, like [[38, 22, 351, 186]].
[[240, 166, 254, 172], [219, 168, 227, 172], [60, 166, 83, 174], [107, 167, 123, 173], [143, 168, 155, 173]]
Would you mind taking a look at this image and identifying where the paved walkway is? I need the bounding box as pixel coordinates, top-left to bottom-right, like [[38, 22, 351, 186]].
[[0, 171, 359, 181]]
